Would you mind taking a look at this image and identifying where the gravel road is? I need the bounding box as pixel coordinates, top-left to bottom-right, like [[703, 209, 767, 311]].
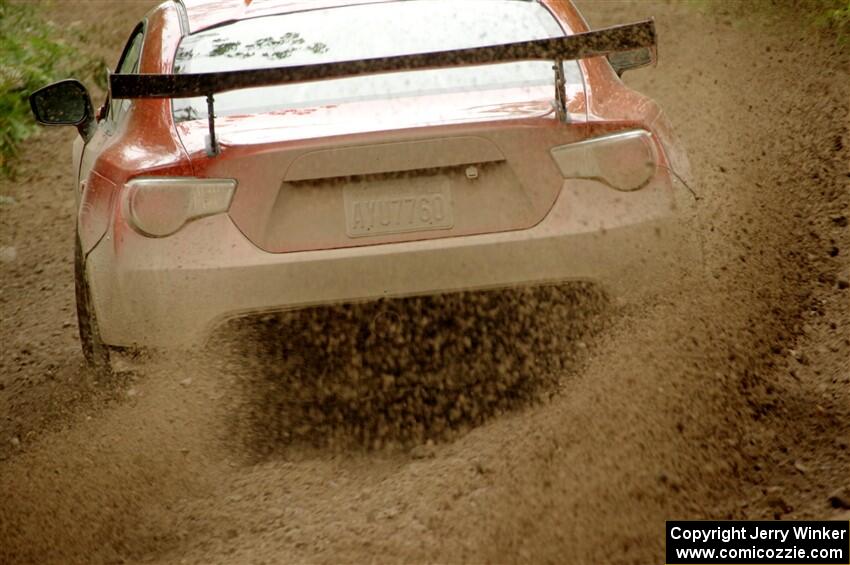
[[1, 1, 848, 563]]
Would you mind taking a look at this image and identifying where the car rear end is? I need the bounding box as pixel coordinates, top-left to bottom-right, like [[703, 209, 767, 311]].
[[86, 0, 698, 349]]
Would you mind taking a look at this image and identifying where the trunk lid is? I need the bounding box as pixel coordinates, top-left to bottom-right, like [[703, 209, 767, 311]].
[[180, 86, 587, 253]]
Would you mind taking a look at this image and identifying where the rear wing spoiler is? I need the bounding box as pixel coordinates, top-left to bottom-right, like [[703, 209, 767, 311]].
[[110, 19, 655, 155]]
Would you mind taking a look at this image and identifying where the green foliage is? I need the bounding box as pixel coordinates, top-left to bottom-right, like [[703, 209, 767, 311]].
[[814, 0, 850, 44], [0, 0, 98, 177]]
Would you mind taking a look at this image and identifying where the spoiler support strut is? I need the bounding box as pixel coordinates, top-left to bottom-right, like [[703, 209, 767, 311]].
[[205, 93, 219, 156], [553, 59, 567, 123]]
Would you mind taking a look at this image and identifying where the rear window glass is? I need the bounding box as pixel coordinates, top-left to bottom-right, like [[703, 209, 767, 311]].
[[172, 0, 581, 121]]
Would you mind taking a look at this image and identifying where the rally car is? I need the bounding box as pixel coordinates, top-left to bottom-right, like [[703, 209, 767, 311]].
[[30, 0, 695, 371]]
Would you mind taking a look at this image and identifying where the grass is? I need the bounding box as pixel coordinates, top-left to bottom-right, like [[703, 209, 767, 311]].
[[814, 0, 850, 43], [0, 0, 101, 177]]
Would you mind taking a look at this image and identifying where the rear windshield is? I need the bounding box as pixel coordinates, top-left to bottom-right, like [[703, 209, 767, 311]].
[[172, 0, 581, 121]]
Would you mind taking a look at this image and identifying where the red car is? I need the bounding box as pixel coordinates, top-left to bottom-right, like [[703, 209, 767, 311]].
[[30, 0, 694, 371]]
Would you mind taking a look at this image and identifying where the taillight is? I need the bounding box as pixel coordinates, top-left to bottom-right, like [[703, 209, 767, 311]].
[[550, 130, 657, 191], [125, 178, 236, 237]]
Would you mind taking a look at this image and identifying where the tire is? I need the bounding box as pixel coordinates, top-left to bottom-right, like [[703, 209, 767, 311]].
[[74, 235, 111, 374]]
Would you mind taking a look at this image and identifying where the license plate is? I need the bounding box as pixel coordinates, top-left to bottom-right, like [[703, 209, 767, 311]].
[[343, 175, 454, 238]]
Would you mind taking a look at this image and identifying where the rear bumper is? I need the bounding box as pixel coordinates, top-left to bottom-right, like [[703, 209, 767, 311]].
[[86, 176, 699, 348]]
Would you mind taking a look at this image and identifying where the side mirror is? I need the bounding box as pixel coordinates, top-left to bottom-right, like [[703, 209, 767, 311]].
[[29, 79, 95, 140], [607, 47, 655, 78]]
